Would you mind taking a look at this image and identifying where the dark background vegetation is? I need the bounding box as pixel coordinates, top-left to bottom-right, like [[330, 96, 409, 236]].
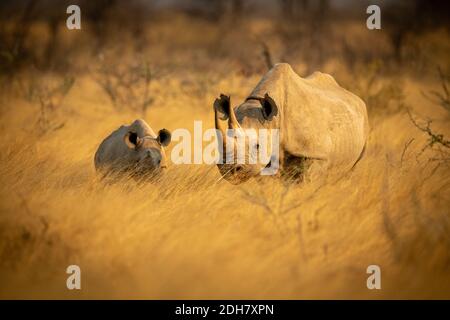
[[1, 0, 449, 75]]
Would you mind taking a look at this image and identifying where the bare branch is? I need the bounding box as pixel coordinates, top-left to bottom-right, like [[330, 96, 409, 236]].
[[400, 138, 414, 167], [407, 108, 450, 149]]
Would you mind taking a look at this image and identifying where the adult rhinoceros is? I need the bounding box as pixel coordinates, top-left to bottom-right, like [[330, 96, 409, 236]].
[[94, 119, 171, 178], [213, 63, 369, 184]]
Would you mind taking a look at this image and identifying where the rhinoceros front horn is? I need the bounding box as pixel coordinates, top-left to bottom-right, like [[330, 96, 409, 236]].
[[214, 94, 230, 135], [213, 93, 240, 130]]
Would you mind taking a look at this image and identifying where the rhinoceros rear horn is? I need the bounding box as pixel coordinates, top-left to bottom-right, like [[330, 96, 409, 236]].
[[262, 93, 278, 121]]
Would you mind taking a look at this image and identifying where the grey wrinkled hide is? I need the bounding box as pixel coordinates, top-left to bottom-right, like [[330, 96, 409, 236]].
[[215, 63, 369, 183], [94, 119, 168, 177]]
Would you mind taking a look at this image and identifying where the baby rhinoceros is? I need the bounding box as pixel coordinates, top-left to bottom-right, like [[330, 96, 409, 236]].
[[94, 119, 171, 179]]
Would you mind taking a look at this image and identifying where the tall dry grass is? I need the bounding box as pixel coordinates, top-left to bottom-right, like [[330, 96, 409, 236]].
[[0, 13, 449, 299]]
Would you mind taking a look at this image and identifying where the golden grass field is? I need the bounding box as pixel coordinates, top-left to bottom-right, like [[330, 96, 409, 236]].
[[0, 12, 449, 299]]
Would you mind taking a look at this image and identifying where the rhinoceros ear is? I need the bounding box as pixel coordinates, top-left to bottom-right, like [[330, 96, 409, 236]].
[[124, 131, 141, 149], [262, 93, 278, 121], [157, 128, 171, 147], [213, 94, 231, 120]]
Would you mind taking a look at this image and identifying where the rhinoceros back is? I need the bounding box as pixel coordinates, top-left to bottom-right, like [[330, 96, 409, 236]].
[[248, 63, 369, 171]]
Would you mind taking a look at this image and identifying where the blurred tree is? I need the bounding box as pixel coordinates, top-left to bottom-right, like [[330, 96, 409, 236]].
[[277, 0, 330, 73], [0, 0, 38, 74], [384, 0, 450, 63], [80, 0, 117, 51]]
